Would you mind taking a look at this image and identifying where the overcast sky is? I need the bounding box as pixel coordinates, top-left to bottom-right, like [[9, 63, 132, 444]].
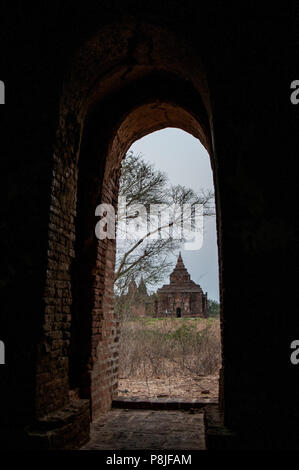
[[129, 128, 219, 301]]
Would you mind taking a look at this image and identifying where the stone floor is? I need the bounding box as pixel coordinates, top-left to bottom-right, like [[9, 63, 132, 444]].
[[81, 409, 206, 450]]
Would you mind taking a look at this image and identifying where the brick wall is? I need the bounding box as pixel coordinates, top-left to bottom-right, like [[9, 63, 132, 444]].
[[38, 114, 122, 419]]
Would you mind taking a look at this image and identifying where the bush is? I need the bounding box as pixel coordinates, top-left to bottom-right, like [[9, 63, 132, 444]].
[[118, 317, 221, 380], [207, 299, 220, 317]]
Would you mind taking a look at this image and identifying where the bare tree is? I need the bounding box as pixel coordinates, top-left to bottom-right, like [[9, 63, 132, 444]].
[[115, 151, 215, 294]]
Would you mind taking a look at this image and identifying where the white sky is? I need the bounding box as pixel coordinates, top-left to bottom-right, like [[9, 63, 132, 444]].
[[129, 128, 219, 301]]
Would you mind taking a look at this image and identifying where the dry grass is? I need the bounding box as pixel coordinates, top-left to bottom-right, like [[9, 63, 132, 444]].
[[118, 316, 221, 398]]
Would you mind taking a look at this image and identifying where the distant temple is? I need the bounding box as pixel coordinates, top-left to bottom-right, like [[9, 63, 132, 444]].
[[156, 252, 208, 317], [122, 253, 208, 318], [126, 276, 151, 317]]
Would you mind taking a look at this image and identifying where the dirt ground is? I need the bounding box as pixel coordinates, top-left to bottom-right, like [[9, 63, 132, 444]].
[[117, 316, 220, 401], [118, 373, 219, 400]]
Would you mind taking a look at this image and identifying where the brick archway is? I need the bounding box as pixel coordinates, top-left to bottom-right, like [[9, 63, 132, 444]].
[[67, 88, 217, 421], [36, 23, 221, 444]]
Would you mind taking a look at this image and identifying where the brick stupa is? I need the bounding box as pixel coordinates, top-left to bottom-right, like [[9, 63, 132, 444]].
[[156, 252, 208, 317]]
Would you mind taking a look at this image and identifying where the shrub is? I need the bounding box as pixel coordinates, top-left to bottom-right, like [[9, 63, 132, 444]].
[[118, 317, 221, 380]]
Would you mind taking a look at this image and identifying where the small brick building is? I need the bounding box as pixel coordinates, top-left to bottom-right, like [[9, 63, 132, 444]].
[[156, 252, 208, 317]]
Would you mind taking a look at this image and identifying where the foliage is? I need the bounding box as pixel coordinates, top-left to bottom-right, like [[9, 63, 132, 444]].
[[118, 317, 221, 378], [207, 299, 220, 317]]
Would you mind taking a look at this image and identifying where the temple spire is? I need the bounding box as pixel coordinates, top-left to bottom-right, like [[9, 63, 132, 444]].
[[175, 251, 184, 267], [127, 275, 137, 297], [170, 251, 190, 283]]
